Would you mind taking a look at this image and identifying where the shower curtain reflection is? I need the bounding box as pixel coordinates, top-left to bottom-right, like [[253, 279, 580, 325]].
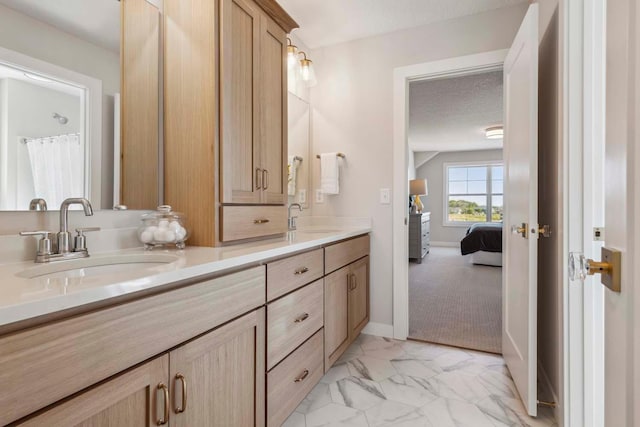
[[24, 134, 84, 208]]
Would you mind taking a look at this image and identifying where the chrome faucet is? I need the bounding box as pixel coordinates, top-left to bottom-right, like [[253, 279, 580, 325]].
[[29, 198, 48, 211], [58, 198, 94, 254], [288, 203, 302, 231], [20, 197, 100, 263]]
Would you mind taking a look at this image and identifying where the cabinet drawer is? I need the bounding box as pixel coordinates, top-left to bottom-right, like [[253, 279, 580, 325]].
[[267, 248, 323, 301], [267, 329, 324, 427], [267, 280, 323, 369], [0, 267, 265, 426], [324, 234, 370, 273], [220, 205, 287, 242]]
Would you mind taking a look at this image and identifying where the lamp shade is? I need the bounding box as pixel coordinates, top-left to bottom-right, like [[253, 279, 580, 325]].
[[409, 179, 428, 196]]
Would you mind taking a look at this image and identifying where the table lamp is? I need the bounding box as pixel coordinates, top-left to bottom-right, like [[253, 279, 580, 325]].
[[409, 179, 428, 214]]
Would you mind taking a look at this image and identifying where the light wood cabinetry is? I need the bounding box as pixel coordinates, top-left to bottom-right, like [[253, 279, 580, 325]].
[[267, 330, 324, 427], [5, 234, 369, 426], [120, 0, 160, 210], [267, 279, 323, 369], [170, 308, 265, 427], [324, 238, 371, 371], [165, 0, 296, 245], [17, 356, 169, 427]]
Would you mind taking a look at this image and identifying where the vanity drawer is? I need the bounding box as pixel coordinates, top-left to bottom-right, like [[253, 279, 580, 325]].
[[0, 266, 265, 426], [325, 234, 370, 273], [267, 248, 324, 301], [267, 329, 324, 427], [267, 279, 323, 369], [220, 205, 287, 242]]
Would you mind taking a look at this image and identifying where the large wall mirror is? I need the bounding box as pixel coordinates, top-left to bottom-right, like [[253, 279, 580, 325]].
[[287, 92, 310, 208], [0, 0, 161, 212]]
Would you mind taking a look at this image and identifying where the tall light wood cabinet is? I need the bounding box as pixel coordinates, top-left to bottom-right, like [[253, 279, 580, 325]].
[[165, 0, 296, 246], [17, 356, 170, 427]]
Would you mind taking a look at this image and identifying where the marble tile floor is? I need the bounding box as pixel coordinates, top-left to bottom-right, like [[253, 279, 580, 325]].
[[282, 334, 558, 427]]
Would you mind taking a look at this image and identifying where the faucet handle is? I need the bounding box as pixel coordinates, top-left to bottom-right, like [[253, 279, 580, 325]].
[[74, 227, 101, 253], [19, 231, 54, 256]]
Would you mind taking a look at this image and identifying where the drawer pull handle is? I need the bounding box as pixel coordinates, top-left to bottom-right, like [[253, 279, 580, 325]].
[[157, 383, 169, 425], [254, 219, 270, 224], [294, 313, 309, 323], [174, 373, 187, 414], [294, 369, 310, 383], [294, 267, 309, 275]]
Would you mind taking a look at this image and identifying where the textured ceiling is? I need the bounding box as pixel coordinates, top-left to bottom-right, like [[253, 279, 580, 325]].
[[278, 0, 527, 49], [409, 70, 503, 153], [0, 0, 120, 52]]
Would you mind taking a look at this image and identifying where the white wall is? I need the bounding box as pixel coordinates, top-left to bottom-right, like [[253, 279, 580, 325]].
[[0, 4, 119, 209], [415, 149, 503, 244], [308, 4, 528, 327], [0, 79, 81, 210]]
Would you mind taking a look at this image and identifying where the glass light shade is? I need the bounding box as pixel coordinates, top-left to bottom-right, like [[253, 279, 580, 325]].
[[409, 179, 428, 196], [485, 126, 504, 139], [287, 45, 299, 70], [299, 58, 317, 87]]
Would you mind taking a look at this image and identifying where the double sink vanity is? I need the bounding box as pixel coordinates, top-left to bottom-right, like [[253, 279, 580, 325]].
[[0, 224, 371, 426]]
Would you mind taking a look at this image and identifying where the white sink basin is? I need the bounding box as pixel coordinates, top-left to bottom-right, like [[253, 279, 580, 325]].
[[16, 253, 180, 280]]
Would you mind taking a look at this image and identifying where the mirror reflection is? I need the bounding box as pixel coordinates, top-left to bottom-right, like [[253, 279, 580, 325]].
[[287, 93, 310, 208], [0, 0, 161, 211]]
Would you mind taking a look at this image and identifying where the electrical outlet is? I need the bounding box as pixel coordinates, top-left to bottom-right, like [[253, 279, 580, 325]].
[[380, 188, 391, 204], [593, 227, 605, 241], [298, 189, 307, 204], [315, 189, 324, 204]]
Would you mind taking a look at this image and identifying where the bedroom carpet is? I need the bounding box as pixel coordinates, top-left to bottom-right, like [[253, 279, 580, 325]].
[[409, 247, 502, 354]]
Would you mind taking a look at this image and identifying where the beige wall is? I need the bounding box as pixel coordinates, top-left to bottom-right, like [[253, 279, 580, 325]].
[[536, 0, 562, 423], [415, 150, 503, 244], [308, 4, 528, 326]]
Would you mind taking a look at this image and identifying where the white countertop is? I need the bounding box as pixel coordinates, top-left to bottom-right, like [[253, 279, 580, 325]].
[[0, 225, 370, 330]]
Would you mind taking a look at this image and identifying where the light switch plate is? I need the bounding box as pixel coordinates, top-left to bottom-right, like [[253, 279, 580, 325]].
[[380, 188, 391, 204], [298, 189, 307, 204], [315, 189, 324, 204]]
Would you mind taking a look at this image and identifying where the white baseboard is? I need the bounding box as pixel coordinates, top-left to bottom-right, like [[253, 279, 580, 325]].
[[429, 241, 459, 248], [362, 322, 394, 338], [538, 362, 561, 423]]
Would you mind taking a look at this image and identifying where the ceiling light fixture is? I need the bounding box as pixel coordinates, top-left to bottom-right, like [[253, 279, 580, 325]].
[[24, 72, 53, 83], [485, 126, 504, 139], [298, 51, 317, 87]]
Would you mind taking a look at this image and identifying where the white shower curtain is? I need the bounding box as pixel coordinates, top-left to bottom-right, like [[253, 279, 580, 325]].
[[25, 134, 84, 208]]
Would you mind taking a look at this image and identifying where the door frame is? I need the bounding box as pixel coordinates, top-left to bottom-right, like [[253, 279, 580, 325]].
[[391, 49, 508, 340]]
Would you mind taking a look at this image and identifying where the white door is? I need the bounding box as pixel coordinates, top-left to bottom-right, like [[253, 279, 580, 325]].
[[602, 1, 639, 425], [502, 3, 539, 417]]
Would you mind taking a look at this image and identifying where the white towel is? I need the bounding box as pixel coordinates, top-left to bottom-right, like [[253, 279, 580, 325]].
[[320, 153, 340, 194], [287, 156, 298, 196]]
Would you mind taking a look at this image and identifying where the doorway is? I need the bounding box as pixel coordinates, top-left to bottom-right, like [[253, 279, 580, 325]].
[[406, 70, 505, 354]]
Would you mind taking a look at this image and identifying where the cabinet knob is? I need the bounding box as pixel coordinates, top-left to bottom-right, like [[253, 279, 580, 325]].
[[294, 369, 310, 383]]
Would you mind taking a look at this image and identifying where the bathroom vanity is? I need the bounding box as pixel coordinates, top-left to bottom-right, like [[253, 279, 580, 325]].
[[0, 228, 370, 426]]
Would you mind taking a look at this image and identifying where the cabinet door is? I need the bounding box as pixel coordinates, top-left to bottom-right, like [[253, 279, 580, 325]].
[[170, 308, 265, 427], [324, 265, 350, 369], [17, 356, 169, 427], [259, 14, 287, 205], [220, 0, 262, 204], [349, 256, 369, 340]]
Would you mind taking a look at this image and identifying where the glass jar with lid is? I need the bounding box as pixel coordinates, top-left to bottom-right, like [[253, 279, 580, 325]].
[[137, 205, 189, 249]]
